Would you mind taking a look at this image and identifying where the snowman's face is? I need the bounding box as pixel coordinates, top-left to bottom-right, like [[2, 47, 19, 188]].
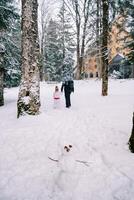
[[64, 145, 72, 152]]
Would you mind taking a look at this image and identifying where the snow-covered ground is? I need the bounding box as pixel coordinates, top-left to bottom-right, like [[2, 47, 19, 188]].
[[0, 79, 134, 200]]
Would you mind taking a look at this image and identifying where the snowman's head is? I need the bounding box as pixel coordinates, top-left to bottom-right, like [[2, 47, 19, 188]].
[[64, 145, 72, 152]]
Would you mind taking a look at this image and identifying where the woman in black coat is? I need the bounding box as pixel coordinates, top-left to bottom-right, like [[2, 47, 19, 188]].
[[61, 80, 74, 108]]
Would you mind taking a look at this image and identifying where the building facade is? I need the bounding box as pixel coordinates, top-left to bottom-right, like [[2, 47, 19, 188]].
[[83, 15, 132, 78]]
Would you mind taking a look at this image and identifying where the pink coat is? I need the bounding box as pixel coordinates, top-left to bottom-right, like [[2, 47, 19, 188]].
[[53, 91, 60, 100]]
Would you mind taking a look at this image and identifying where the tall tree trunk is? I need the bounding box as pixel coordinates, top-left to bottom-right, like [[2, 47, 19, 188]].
[[39, 12, 45, 82], [79, 0, 90, 78], [80, 26, 86, 76], [75, 0, 90, 79], [128, 112, 134, 153], [39, 6, 44, 82], [62, 0, 65, 60], [74, 0, 81, 80], [102, 0, 109, 96], [96, 0, 102, 78], [0, 56, 4, 106], [39, 45, 44, 82], [17, 0, 40, 117], [76, 25, 80, 79]]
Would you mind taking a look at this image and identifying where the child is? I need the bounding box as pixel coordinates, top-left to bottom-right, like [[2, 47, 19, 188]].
[[53, 86, 60, 108]]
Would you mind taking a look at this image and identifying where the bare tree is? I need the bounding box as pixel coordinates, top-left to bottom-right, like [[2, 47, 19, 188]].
[[72, 0, 80, 79], [39, 0, 51, 81], [101, 0, 109, 96], [79, 0, 91, 78], [17, 0, 40, 117], [63, 0, 96, 79], [73, 0, 93, 79], [96, 0, 102, 78]]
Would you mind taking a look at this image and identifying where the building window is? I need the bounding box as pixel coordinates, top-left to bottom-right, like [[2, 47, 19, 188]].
[[90, 72, 93, 78]]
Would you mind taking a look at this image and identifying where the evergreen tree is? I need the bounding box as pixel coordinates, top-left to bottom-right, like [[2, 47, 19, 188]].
[[44, 19, 63, 81], [113, 0, 134, 65], [3, 17, 21, 87], [124, 0, 134, 64], [0, 0, 19, 106], [44, 4, 75, 82], [58, 4, 76, 57], [0, 0, 18, 30], [58, 3, 76, 80], [62, 51, 74, 80]]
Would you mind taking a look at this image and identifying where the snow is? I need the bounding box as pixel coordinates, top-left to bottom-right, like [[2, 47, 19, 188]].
[[118, 53, 125, 58], [22, 96, 30, 105], [0, 79, 134, 200]]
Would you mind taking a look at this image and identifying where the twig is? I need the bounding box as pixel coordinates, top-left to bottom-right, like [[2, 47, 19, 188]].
[[48, 157, 90, 167], [48, 157, 59, 162], [75, 160, 90, 166]]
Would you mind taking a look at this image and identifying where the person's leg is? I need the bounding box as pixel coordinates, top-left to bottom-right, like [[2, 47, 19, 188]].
[[53, 99, 56, 108], [65, 92, 70, 107], [68, 93, 71, 107]]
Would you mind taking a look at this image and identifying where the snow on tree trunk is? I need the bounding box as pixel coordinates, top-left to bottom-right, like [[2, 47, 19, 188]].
[[0, 61, 4, 106], [102, 0, 108, 96], [17, 0, 40, 117], [128, 112, 134, 153]]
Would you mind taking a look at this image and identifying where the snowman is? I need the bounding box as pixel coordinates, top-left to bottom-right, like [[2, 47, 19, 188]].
[[56, 145, 79, 192]]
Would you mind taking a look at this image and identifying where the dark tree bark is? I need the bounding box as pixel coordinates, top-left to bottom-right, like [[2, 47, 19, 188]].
[[75, 0, 91, 80], [102, 0, 109, 96], [74, 0, 81, 79], [17, 0, 40, 117], [0, 57, 4, 106], [128, 113, 134, 153], [39, 51, 44, 82], [62, 0, 65, 60], [79, 0, 90, 78], [96, 0, 102, 78]]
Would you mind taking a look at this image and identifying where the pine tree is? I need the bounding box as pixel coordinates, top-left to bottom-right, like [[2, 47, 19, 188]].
[[62, 51, 74, 80], [43, 3, 75, 82], [58, 2, 75, 80], [0, 0, 19, 106], [0, 0, 18, 30], [44, 19, 63, 81], [112, 0, 134, 65], [3, 17, 21, 87], [125, 1, 134, 64], [17, 0, 40, 117]]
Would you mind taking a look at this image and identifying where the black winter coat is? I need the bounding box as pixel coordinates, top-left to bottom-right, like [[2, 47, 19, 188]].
[[61, 81, 74, 94]]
